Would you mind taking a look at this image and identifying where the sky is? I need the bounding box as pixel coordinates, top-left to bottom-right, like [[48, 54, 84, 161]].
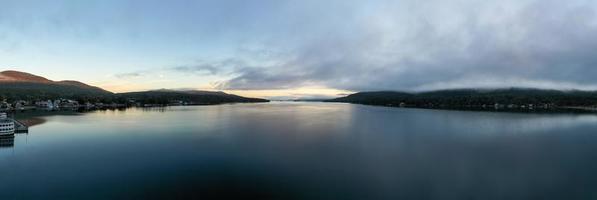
[[2, 0, 597, 99]]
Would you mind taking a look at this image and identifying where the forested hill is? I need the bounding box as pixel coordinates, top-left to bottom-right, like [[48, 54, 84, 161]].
[[328, 88, 597, 108], [0, 70, 268, 105], [0, 70, 113, 101], [116, 90, 269, 105]]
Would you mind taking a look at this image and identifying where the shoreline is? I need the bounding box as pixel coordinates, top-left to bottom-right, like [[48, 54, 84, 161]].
[[1, 101, 271, 113], [6, 101, 597, 116], [328, 102, 597, 114]]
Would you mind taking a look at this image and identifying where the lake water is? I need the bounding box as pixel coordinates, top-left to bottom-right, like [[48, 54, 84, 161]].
[[1, 102, 597, 199]]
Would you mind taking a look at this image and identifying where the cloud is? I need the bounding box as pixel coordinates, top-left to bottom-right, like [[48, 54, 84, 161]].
[[95, 0, 597, 92], [113, 59, 244, 79], [211, 0, 597, 91], [168, 58, 251, 76], [115, 72, 142, 78], [170, 65, 220, 75]]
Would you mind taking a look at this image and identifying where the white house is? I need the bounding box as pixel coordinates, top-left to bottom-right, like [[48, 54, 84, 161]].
[[36, 100, 54, 109]]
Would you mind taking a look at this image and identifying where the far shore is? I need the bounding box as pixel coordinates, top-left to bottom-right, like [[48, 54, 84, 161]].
[[4, 101, 597, 117], [335, 102, 597, 114]]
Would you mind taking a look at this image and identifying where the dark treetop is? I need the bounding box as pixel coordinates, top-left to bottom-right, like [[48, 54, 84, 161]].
[[328, 88, 597, 110]]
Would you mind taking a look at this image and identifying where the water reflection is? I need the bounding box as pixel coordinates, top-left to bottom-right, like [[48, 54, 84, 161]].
[[2, 103, 597, 199], [0, 135, 14, 148], [10, 111, 75, 127]]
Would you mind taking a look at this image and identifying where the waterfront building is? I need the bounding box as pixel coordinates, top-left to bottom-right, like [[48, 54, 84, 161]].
[[58, 99, 80, 109], [53, 100, 61, 109], [0, 102, 11, 111], [14, 100, 29, 110], [36, 100, 54, 109]]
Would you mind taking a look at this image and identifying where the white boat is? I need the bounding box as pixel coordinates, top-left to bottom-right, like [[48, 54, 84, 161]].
[[0, 113, 15, 136]]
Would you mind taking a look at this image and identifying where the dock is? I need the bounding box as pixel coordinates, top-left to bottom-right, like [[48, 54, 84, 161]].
[[11, 118, 29, 133]]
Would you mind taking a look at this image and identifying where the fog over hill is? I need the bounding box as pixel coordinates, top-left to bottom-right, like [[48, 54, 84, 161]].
[[329, 88, 597, 109]]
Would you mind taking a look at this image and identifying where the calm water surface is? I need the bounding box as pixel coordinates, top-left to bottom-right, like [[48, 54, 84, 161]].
[[1, 102, 597, 199]]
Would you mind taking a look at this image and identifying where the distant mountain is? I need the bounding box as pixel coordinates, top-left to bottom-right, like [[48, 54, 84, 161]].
[[117, 89, 269, 105], [0, 70, 53, 83], [0, 70, 113, 100], [0, 70, 269, 105], [331, 91, 412, 104], [328, 88, 597, 109]]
